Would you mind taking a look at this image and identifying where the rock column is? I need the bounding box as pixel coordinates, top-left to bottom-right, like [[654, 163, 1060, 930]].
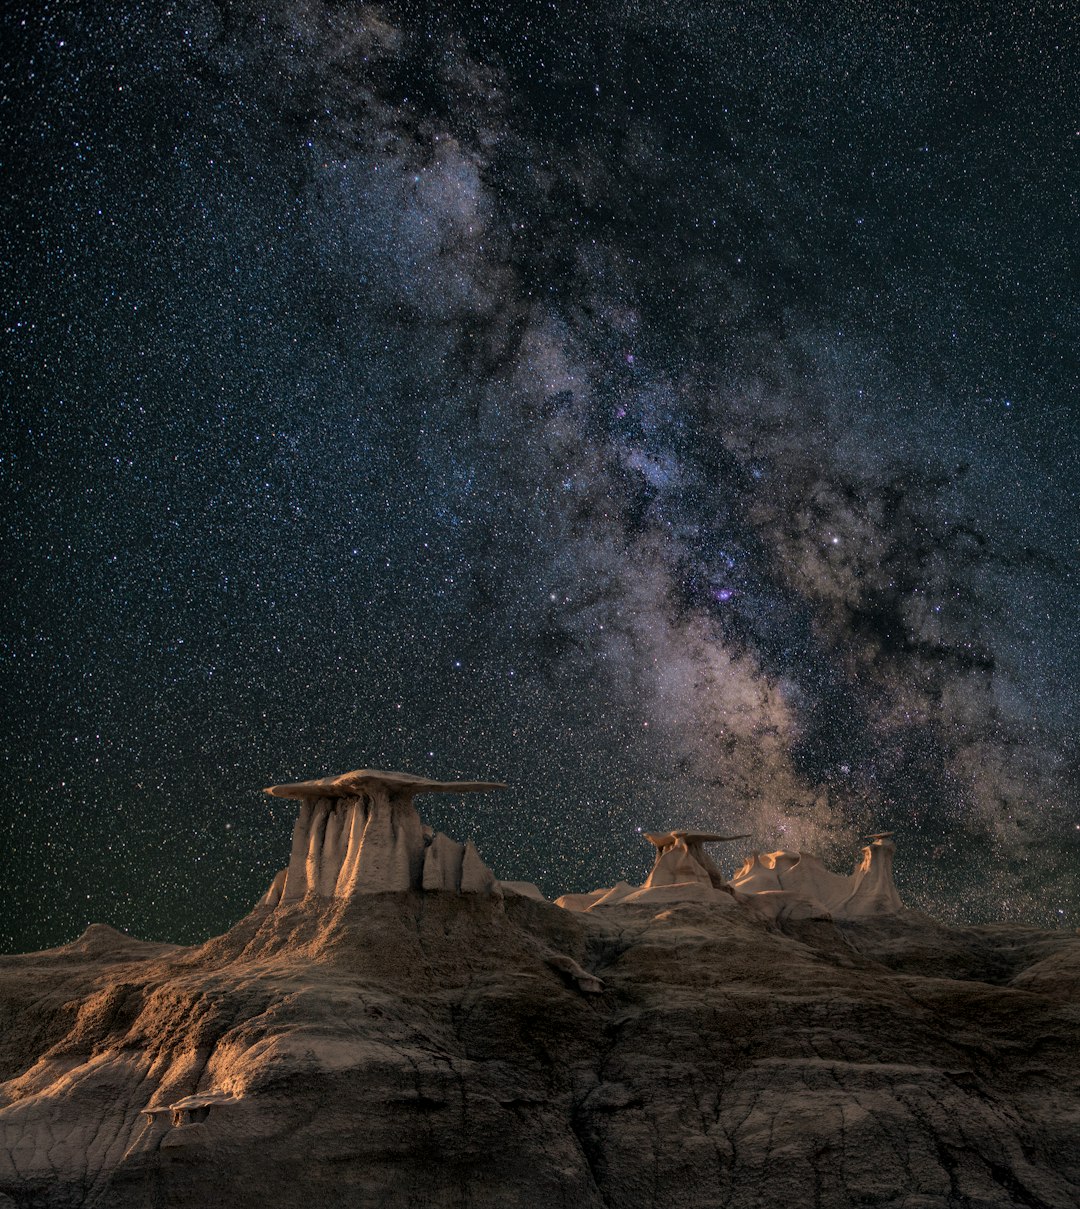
[[260, 768, 505, 906]]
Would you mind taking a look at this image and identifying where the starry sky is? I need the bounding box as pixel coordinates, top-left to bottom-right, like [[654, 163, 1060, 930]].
[[3, 0, 1078, 951]]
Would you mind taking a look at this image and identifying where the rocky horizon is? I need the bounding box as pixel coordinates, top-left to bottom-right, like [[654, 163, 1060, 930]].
[[2, 770, 1078, 1208]]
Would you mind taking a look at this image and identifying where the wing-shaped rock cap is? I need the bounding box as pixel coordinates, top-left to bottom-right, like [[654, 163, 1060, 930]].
[[555, 829, 749, 913], [645, 830, 751, 848], [263, 768, 507, 800]]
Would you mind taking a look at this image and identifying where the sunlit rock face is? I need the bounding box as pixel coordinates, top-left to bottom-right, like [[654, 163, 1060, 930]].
[[730, 836, 905, 920], [3, 797, 1080, 1209], [557, 833, 907, 921], [259, 769, 505, 903], [3, 888, 1080, 1209]]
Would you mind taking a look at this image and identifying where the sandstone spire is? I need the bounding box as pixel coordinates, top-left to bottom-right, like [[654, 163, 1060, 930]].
[[259, 768, 506, 905], [642, 830, 751, 890], [729, 834, 905, 919]]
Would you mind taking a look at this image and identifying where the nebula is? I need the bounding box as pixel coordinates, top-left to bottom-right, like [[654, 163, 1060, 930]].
[[2, 1, 1076, 949]]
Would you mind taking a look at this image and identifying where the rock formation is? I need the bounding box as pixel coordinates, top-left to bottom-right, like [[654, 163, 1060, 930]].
[[556, 830, 756, 912], [2, 780, 1079, 1209], [259, 768, 505, 904], [730, 834, 906, 920], [641, 829, 750, 889], [557, 831, 908, 922]]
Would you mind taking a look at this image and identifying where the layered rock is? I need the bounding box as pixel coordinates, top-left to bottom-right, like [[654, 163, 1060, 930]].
[[557, 831, 907, 921], [2, 892, 1079, 1209], [259, 769, 505, 904], [730, 834, 905, 920], [6, 778, 1078, 1209]]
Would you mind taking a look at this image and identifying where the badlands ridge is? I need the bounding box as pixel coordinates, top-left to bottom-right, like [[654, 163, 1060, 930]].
[[1, 768, 1078, 1208], [254, 768, 904, 922]]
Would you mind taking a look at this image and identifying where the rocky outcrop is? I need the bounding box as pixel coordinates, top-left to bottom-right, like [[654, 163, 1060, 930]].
[[1, 893, 1078, 1209], [730, 834, 906, 920], [556, 829, 752, 913], [642, 829, 749, 890], [558, 832, 909, 922], [259, 769, 505, 903], [2, 781, 1077, 1209]]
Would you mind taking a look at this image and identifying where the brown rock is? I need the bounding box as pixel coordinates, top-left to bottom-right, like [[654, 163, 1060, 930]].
[[261, 768, 506, 902], [2, 891, 1078, 1208], [3, 797, 1077, 1208]]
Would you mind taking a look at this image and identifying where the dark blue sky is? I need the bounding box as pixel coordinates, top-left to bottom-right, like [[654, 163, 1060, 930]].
[[3, 0, 1077, 950]]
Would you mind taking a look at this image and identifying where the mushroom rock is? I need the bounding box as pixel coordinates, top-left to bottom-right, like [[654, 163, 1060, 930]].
[[730, 835, 905, 920], [643, 830, 750, 890], [556, 832, 907, 920], [555, 832, 750, 913], [261, 769, 506, 901]]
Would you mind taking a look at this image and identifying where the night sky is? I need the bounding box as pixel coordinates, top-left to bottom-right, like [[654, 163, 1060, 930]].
[[3, 1, 1077, 952]]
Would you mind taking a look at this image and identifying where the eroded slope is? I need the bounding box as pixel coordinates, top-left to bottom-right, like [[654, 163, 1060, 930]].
[[1, 894, 1078, 1209]]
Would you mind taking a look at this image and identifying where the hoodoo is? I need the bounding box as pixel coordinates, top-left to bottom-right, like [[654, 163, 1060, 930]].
[[555, 828, 750, 912], [4, 789, 1079, 1209], [556, 830, 908, 919], [259, 768, 506, 904], [643, 830, 752, 890], [729, 833, 905, 919]]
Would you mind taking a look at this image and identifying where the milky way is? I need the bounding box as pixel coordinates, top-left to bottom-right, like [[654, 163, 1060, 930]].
[[3, 1, 1078, 950]]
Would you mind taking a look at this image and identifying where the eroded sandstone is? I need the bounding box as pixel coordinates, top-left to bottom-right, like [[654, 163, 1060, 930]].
[[259, 768, 505, 903], [2, 777, 1078, 1209]]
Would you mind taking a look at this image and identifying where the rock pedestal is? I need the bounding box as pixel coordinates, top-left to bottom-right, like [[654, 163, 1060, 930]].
[[730, 836, 905, 919], [556, 831, 907, 919], [555, 829, 749, 912], [259, 769, 505, 905], [840, 834, 905, 916], [642, 830, 750, 890]]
